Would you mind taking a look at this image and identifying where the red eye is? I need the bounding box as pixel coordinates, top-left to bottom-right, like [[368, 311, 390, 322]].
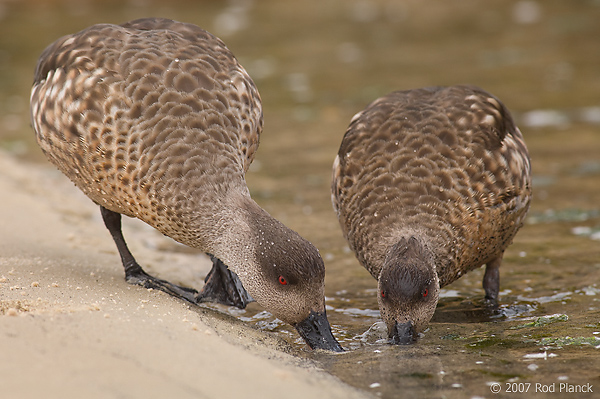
[[381, 290, 386, 298], [423, 288, 428, 298], [278, 276, 288, 285]]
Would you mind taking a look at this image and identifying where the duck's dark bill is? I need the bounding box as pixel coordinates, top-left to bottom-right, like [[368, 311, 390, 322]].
[[294, 310, 344, 352], [390, 320, 417, 345]]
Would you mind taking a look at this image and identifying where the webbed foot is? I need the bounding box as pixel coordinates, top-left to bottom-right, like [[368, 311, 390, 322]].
[[125, 262, 198, 304], [100, 206, 199, 304], [196, 255, 254, 309]]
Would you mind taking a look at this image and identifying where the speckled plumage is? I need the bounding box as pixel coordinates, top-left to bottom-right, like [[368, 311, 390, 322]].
[[332, 85, 531, 341], [30, 18, 342, 351], [31, 18, 261, 247]]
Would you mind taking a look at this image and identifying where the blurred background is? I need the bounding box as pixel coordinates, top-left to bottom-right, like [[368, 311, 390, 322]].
[[2, 0, 599, 160], [1, 0, 599, 397]]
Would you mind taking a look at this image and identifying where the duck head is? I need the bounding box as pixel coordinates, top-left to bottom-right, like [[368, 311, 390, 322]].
[[253, 239, 343, 352], [228, 200, 343, 352], [377, 236, 440, 344]]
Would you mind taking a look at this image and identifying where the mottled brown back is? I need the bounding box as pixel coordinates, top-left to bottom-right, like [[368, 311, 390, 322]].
[[30, 18, 262, 247], [332, 85, 531, 286]]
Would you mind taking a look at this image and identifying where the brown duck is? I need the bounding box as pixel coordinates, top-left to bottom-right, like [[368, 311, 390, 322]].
[[332, 85, 531, 344], [30, 18, 342, 351]]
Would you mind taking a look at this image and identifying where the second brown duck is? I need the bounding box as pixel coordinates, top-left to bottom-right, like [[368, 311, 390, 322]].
[[332, 85, 532, 344]]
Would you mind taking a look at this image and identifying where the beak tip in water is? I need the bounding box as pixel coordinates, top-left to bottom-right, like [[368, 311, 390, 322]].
[[390, 320, 417, 345], [294, 310, 344, 352]]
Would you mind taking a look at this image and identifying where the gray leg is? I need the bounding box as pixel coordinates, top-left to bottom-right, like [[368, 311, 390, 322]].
[[483, 256, 502, 304], [100, 206, 198, 303]]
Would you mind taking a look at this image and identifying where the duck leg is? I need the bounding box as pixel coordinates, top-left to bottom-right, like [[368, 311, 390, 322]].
[[196, 255, 254, 309], [482, 256, 502, 305], [100, 206, 198, 303]]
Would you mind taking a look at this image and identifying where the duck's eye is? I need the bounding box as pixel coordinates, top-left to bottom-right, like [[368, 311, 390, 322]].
[[380, 290, 386, 299], [422, 288, 429, 298], [278, 275, 288, 285]]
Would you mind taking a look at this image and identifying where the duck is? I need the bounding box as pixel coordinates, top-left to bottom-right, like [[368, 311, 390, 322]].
[[331, 85, 531, 344], [30, 17, 342, 352]]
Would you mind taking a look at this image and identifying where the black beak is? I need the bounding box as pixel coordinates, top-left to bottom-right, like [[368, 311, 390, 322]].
[[390, 320, 417, 345], [294, 310, 344, 352]]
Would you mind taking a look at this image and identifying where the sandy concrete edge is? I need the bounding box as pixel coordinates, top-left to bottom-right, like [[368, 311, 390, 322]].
[[0, 151, 370, 399]]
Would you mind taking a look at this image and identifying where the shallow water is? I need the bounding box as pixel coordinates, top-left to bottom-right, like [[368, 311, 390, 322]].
[[2, 1, 599, 398]]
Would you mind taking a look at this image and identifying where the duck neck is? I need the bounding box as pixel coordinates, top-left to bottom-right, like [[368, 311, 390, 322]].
[[208, 190, 309, 281], [206, 191, 262, 279]]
